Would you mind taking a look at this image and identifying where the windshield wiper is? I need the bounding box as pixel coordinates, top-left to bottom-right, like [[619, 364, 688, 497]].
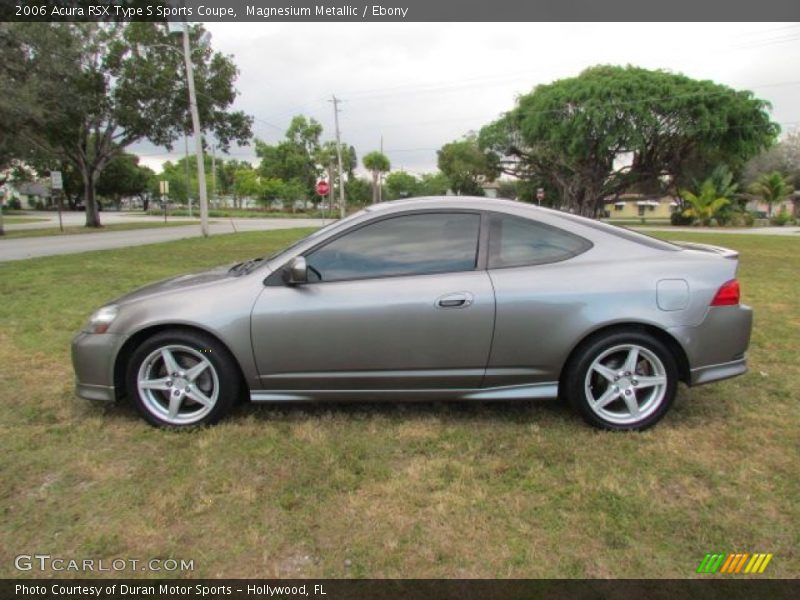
[[229, 257, 264, 276]]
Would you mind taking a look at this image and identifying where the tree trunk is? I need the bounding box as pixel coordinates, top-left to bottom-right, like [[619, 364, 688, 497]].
[[83, 172, 101, 228], [372, 171, 378, 204]]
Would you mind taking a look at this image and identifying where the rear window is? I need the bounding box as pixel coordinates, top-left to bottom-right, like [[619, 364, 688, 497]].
[[552, 211, 681, 251], [488, 213, 592, 269]]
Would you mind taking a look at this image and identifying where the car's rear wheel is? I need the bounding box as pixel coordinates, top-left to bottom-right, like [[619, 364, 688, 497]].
[[563, 330, 678, 430], [126, 330, 240, 428]]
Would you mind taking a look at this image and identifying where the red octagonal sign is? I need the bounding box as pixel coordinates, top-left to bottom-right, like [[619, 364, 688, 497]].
[[316, 180, 330, 196]]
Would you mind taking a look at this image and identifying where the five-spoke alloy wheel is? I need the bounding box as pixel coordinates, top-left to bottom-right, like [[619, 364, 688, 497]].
[[564, 330, 678, 430], [127, 330, 241, 428]]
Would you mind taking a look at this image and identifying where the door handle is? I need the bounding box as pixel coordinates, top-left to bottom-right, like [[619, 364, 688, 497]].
[[436, 292, 474, 309]]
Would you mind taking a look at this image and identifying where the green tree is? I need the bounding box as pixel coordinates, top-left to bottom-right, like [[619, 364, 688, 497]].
[[437, 134, 499, 196], [384, 171, 420, 200], [233, 168, 261, 203], [345, 177, 372, 207], [744, 129, 800, 187], [749, 171, 794, 217], [362, 151, 391, 204], [418, 172, 451, 196], [0, 22, 252, 227], [216, 159, 253, 208], [681, 180, 731, 226], [256, 116, 323, 202], [96, 152, 154, 209], [479, 65, 778, 216]]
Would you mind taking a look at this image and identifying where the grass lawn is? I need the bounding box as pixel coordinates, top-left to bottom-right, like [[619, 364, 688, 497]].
[[1, 216, 49, 225], [0, 221, 201, 240], [0, 229, 797, 578], [145, 208, 329, 219]]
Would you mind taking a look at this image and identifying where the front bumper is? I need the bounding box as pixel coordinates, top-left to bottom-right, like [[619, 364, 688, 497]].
[[71, 331, 123, 402]]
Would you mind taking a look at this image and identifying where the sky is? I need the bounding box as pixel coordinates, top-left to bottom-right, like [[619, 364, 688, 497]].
[[132, 22, 800, 176]]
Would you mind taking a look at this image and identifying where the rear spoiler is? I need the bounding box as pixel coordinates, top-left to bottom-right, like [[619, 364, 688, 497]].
[[672, 241, 739, 259]]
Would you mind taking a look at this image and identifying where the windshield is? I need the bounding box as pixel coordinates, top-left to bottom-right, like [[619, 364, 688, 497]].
[[264, 209, 369, 263]]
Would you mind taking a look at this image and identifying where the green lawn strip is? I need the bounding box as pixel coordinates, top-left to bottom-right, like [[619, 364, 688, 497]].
[[1, 216, 50, 224], [0, 221, 204, 240], [144, 209, 327, 219], [0, 230, 797, 578]]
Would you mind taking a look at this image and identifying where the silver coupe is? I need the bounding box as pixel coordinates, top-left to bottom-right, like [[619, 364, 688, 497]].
[[71, 197, 752, 430]]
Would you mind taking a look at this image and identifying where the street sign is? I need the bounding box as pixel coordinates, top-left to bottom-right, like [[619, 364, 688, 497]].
[[536, 187, 545, 201], [159, 180, 170, 195], [50, 171, 63, 190], [316, 180, 330, 196]]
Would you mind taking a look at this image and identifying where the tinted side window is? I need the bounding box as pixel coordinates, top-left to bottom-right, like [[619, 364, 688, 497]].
[[306, 212, 480, 282], [489, 214, 591, 269]]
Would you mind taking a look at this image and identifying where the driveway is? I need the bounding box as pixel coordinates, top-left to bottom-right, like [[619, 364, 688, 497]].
[[0, 218, 326, 262]]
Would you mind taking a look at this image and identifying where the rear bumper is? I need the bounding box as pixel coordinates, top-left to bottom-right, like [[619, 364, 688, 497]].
[[668, 304, 753, 385], [689, 357, 748, 386]]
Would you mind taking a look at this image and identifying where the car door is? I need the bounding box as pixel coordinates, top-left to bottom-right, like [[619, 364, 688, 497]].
[[484, 212, 595, 387], [250, 211, 495, 391]]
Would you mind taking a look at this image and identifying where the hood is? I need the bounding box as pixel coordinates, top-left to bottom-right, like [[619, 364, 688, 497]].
[[112, 263, 240, 305]]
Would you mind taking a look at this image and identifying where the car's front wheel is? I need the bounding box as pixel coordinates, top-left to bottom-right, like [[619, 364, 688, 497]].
[[563, 330, 678, 430], [126, 330, 241, 427]]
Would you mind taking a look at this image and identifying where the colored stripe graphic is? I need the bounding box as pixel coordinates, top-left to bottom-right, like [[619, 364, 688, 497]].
[[699, 553, 773, 574]]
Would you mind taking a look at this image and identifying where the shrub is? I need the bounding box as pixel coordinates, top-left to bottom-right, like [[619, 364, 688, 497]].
[[3, 198, 22, 211], [670, 211, 694, 226], [728, 211, 755, 227], [770, 208, 793, 227]]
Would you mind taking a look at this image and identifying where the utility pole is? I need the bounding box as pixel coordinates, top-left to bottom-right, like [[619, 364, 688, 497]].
[[183, 134, 192, 217], [181, 22, 209, 237], [211, 143, 216, 209], [330, 94, 346, 219], [379, 134, 384, 203]]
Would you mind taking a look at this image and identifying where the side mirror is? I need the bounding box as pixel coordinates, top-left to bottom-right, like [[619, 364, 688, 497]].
[[283, 256, 308, 285]]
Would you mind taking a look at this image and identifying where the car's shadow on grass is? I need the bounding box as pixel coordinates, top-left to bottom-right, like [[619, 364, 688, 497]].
[[87, 394, 576, 428], [236, 397, 573, 426], [82, 383, 729, 432]]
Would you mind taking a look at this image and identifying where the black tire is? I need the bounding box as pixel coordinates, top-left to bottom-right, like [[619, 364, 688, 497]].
[[126, 329, 241, 428], [563, 330, 678, 431]]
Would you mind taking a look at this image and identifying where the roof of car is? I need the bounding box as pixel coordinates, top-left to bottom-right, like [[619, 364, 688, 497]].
[[364, 196, 680, 252]]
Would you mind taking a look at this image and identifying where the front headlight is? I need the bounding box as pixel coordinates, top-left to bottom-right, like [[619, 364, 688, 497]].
[[85, 305, 119, 334]]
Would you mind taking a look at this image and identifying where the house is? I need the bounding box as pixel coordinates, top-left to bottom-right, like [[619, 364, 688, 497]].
[[481, 181, 501, 198], [0, 180, 52, 209], [604, 194, 679, 219], [745, 193, 798, 218]]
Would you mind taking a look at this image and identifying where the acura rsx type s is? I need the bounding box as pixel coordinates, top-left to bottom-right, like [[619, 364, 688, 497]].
[[71, 197, 752, 430]]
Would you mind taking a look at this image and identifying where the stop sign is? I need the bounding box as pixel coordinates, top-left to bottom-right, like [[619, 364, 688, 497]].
[[316, 180, 330, 196]]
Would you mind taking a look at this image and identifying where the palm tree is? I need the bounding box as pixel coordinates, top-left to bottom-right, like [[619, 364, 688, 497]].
[[362, 151, 390, 204], [749, 171, 794, 217], [681, 180, 730, 226]]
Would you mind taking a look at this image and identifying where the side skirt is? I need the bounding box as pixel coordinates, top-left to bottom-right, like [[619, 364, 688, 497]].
[[250, 382, 559, 403]]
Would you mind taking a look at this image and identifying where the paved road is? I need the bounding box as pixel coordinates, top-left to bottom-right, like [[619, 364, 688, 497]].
[[0, 218, 326, 262]]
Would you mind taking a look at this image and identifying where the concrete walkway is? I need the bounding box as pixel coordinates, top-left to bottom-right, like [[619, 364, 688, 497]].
[[0, 217, 326, 262], [632, 226, 800, 236]]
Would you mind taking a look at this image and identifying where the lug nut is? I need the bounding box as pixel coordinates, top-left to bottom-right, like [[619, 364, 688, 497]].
[[173, 390, 180, 397], [624, 389, 632, 396], [166, 380, 172, 387]]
